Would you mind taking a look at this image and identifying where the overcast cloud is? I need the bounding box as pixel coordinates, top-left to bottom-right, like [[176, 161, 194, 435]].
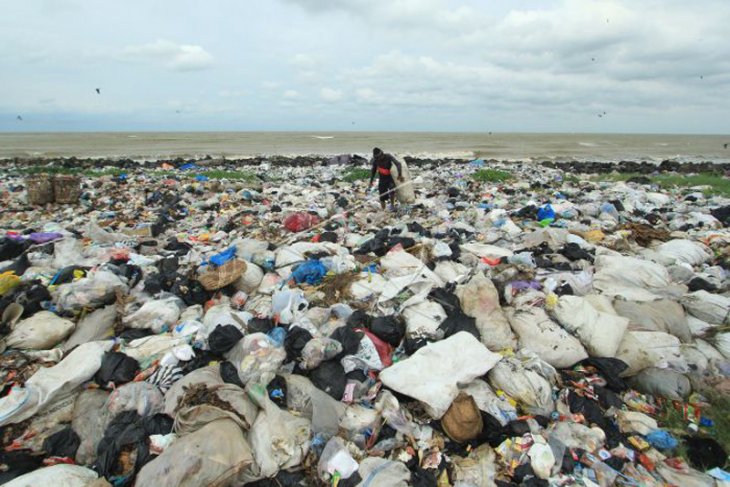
[[1, 0, 728, 133]]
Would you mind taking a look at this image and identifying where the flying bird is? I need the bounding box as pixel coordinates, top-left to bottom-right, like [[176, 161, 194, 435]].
[[591, 57, 596, 61], [699, 75, 704, 80], [95, 88, 101, 94], [16, 115, 22, 121]]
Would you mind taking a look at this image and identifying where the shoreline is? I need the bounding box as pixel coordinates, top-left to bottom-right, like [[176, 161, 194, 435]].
[[1, 155, 729, 176]]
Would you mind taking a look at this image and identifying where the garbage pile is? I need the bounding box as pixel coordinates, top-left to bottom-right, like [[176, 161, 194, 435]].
[[0, 158, 729, 486]]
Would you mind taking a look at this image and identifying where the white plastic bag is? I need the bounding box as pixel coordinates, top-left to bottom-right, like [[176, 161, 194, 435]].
[[488, 354, 555, 416], [355, 458, 410, 487], [106, 381, 165, 417], [54, 269, 127, 311], [507, 307, 588, 368], [613, 299, 691, 342], [552, 295, 628, 357], [401, 300, 446, 338], [135, 418, 253, 487], [234, 262, 264, 294], [123, 296, 185, 333], [459, 379, 517, 426], [272, 288, 308, 325], [681, 291, 730, 325], [246, 384, 311, 479], [456, 272, 517, 351], [4, 311, 74, 350], [0, 340, 112, 427], [3, 464, 99, 487], [63, 305, 116, 351], [593, 254, 683, 301], [615, 331, 686, 376], [654, 239, 712, 266], [629, 367, 691, 400], [379, 332, 502, 418], [226, 333, 286, 385]]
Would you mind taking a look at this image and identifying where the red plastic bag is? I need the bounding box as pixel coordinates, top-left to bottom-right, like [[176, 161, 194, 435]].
[[283, 212, 319, 232]]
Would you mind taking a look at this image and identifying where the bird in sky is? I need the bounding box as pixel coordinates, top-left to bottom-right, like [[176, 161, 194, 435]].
[[16, 115, 22, 121], [95, 88, 101, 94]]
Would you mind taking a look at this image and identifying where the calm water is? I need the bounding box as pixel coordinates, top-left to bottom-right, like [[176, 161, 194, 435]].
[[1, 132, 729, 163]]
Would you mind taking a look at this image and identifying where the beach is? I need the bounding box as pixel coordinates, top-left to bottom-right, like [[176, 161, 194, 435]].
[[1, 131, 729, 164]]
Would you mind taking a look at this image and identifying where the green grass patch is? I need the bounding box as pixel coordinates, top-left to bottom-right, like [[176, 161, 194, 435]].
[[343, 168, 372, 182], [701, 388, 730, 459], [472, 168, 513, 183], [199, 170, 257, 181], [593, 172, 730, 197]]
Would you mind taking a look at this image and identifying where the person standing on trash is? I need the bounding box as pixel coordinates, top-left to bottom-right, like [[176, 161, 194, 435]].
[[368, 147, 404, 210]]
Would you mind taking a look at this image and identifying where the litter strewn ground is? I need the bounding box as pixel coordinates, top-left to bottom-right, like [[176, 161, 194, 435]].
[[0, 156, 729, 486]]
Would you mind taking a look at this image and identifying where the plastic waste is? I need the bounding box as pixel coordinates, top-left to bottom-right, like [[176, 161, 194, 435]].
[[379, 332, 502, 418], [4, 311, 75, 350]]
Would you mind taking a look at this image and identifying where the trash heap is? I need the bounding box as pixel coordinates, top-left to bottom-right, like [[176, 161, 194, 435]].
[[0, 157, 729, 486]]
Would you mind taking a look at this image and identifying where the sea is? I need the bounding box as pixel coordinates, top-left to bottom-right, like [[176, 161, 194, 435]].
[[1, 132, 729, 164]]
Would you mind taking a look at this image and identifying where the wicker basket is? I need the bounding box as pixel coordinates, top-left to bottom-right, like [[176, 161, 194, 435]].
[[53, 175, 82, 204], [25, 175, 55, 205], [198, 259, 247, 291]]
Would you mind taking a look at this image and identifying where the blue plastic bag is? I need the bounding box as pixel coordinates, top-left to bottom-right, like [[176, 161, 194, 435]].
[[195, 174, 209, 182], [646, 429, 678, 450], [267, 327, 287, 347], [180, 163, 198, 171], [537, 204, 555, 221], [209, 246, 237, 267], [291, 260, 327, 285]]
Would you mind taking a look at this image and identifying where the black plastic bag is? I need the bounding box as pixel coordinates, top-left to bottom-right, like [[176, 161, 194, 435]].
[[684, 436, 728, 470], [0, 451, 44, 484], [266, 375, 288, 409], [95, 411, 173, 484], [220, 361, 245, 388], [207, 324, 243, 354], [0, 238, 28, 262], [578, 357, 629, 391], [248, 317, 275, 334], [429, 286, 462, 314], [346, 310, 372, 328], [94, 352, 140, 387], [42, 426, 80, 458], [330, 325, 363, 359], [404, 336, 429, 355], [411, 468, 438, 487], [0, 254, 30, 277], [438, 312, 480, 340], [367, 315, 405, 347], [559, 243, 594, 262], [308, 360, 346, 400], [284, 326, 313, 362]]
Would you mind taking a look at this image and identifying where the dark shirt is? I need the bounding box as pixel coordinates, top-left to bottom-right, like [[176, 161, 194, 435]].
[[369, 153, 402, 185]]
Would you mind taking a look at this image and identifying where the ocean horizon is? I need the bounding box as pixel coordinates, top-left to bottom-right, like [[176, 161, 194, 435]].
[[1, 131, 729, 164]]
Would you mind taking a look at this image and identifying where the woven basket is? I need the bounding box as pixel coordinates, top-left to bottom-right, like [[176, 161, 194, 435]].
[[25, 175, 55, 205], [53, 175, 82, 204], [198, 259, 247, 291]]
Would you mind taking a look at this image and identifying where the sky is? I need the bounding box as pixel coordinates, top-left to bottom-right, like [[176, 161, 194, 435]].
[[1, 0, 729, 133]]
